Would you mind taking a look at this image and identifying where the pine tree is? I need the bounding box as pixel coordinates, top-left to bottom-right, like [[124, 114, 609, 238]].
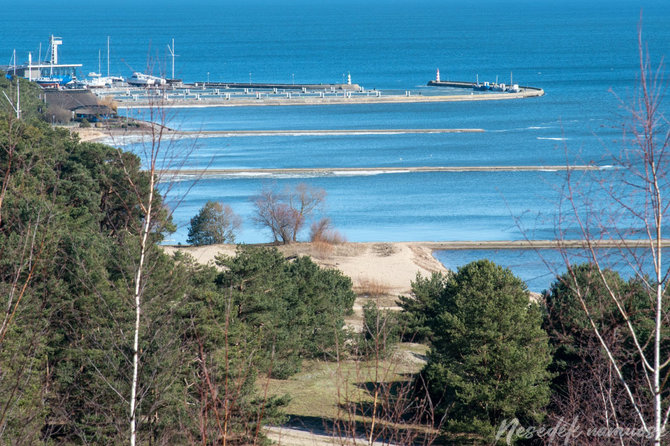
[[187, 201, 241, 246], [421, 260, 552, 444]]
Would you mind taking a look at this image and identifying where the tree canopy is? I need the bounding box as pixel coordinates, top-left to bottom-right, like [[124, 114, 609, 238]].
[[216, 246, 355, 378], [414, 260, 552, 444], [187, 200, 241, 245]]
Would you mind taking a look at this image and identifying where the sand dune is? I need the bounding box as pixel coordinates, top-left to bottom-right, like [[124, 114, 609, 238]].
[[163, 241, 447, 296]]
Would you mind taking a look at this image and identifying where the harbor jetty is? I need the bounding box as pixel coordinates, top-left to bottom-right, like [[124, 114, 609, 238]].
[[100, 79, 544, 109], [427, 80, 544, 95]]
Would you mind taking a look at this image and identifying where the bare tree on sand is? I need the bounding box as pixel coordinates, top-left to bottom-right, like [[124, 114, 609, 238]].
[[253, 183, 326, 244]]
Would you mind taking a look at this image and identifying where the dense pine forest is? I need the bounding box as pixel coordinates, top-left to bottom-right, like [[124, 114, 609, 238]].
[[0, 74, 358, 444]]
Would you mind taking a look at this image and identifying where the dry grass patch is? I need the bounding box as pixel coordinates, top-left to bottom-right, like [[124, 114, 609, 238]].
[[355, 277, 391, 298], [310, 239, 337, 259], [308, 218, 348, 259]]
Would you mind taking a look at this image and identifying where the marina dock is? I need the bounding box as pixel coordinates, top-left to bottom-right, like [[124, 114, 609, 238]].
[[199, 82, 361, 91]]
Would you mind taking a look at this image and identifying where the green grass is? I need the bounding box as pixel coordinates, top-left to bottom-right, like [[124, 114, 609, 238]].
[[261, 343, 429, 420]]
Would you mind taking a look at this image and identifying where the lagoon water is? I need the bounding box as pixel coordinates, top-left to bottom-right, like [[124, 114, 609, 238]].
[[3, 0, 670, 289]]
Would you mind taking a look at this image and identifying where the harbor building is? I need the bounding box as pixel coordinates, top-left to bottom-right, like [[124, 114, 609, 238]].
[[1, 36, 82, 88]]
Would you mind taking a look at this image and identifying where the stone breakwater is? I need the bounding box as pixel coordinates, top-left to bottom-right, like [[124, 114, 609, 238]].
[[111, 87, 544, 109]]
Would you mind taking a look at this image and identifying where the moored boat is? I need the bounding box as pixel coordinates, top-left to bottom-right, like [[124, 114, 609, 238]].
[[36, 74, 72, 88], [127, 72, 166, 87]]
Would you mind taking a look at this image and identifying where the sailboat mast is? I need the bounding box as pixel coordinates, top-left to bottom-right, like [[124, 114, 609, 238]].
[[107, 36, 110, 77]]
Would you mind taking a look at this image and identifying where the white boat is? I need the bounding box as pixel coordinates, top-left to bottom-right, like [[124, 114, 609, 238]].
[[127, 72, 166, 87], [84, 72, 110, 88], [492, 83, 506, 92], [107, 75, 125, 85]]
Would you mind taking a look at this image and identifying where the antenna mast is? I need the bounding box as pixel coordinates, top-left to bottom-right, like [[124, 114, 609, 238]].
[[167, 38, 178, 79]]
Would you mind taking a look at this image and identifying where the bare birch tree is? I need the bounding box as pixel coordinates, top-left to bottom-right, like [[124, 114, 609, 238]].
[[103, 82, 199, 444], [121, 101, 192, 446], [555, 27, 670, 445]]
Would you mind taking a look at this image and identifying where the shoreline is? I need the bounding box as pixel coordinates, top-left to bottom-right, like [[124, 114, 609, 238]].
[[163, 239, 668, 297]]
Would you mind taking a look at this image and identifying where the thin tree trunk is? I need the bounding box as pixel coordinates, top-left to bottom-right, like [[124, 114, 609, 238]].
[[130, 167, 155, 446], [653, 169, 662, 446]]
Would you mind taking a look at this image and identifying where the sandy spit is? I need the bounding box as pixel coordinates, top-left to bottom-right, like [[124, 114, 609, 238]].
[[163, 241, 447, 296]]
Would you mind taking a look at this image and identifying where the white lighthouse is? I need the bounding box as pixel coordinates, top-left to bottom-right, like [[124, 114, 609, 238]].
[[436, 68, 440, 82]]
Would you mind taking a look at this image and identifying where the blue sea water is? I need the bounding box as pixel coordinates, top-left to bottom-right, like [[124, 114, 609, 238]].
[[2, 0, 670, 289]]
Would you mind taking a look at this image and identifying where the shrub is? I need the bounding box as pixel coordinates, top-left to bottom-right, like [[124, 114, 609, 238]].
[[309, 217, 345, 244], [358, 301, 399, 358]]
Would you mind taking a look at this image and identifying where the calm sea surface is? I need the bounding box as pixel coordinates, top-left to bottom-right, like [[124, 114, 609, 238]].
[[3, 0, 669, 290]]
